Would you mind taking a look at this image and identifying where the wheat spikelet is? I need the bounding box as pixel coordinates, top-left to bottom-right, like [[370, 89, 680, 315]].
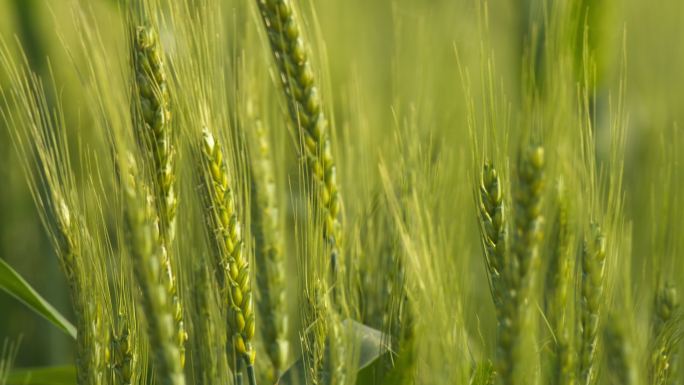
[[199, 129, 256, 372], [122, 160, 186, 385], [132, 25, 186, 368], [249, 116, 288, 380], [578, 223, 606, 385]]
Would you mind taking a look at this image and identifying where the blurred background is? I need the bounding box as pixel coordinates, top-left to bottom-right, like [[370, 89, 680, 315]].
[[1, 0, 682, 370]]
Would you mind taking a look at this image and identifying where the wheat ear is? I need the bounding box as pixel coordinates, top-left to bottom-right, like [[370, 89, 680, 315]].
[[651, 283, 681, 385], [122, 160, 186, 385], [498, 146, 545, 385], [199, 129, 257, 379], [132, 25, 186, 368], [255, 0, 343, 278], [191, 264, 225, 384], [604, 315, 638, 385], [111, 306, 139, 385], [477, 163, 507, 316], [54, 202, 110, 385], [133, 25, 177, 244], [578, 223, 606, 385], [250, 117, 288, 380], [546, 185, 576, 385]]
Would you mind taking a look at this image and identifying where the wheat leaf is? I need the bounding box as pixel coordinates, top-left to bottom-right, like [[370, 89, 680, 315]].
[[6, 365, 76, 385], [278, 320, 389, 385], [0, 258, 77, 339]]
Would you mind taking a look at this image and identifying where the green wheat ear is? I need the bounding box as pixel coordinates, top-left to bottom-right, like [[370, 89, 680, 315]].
[[477, 162, 507, 316], [497, 145, 545, 385], [122, 159, 186, 385], [111, 317, 137, 385], [546, 182, 576, 385], [604, 314, 638, 385], [132, 24, 187, 368], [650, 283, 681, 385], [199, 129, 256, 376], [255, 0, 343, 280], [578, 223, 606, 385], [249, 115, 289, 380], [255, 2, 348, 383]]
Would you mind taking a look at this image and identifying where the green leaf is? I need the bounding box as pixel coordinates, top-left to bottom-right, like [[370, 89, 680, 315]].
[[6, 365, 76, 385], [0, 259, 77, 339], [278, 319, 389, 385]]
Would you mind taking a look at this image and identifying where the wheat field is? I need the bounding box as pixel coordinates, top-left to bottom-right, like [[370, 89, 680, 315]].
[[0, 0, 682, 385]]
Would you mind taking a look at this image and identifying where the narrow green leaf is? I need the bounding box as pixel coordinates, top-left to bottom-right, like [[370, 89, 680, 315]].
[[0, 259, 77, 339], [278, 319, 389, 385], [6, 365, 76, 385]]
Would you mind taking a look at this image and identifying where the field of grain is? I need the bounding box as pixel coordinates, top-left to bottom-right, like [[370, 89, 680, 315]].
[[0, 1, 682, 385]]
